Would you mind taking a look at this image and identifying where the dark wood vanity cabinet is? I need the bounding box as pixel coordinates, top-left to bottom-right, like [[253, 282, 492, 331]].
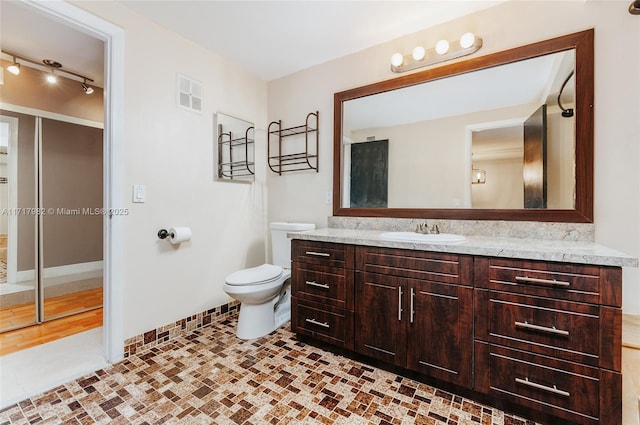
[[290, 240, 355, 349], [473, 257, 622, 425], [290, 240, 623, 425], [354, 246, 474, 387]]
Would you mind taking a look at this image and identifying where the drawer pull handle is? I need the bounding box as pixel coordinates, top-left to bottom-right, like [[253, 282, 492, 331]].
[[515, 321, 569, 336], [305, 280, 330, 289], [305, 251, 330, 257], [515, 377, 570, 397], [515, 276, 570, 287], [305, 318, 330, 328]]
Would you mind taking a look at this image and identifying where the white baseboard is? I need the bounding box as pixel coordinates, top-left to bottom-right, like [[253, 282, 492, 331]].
[[16, 260, 103, 282]]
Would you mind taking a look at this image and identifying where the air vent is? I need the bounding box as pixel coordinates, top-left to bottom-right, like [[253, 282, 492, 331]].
[[177, 74, 202, 113]]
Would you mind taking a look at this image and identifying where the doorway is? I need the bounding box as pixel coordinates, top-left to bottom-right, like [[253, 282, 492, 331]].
[[0, 0, 125, 364]]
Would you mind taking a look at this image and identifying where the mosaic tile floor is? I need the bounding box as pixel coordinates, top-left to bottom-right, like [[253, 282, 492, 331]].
[[0, 317, 539, 425]]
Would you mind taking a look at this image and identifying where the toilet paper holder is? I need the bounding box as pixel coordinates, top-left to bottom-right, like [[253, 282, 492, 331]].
[[157, 229, 173, 240]]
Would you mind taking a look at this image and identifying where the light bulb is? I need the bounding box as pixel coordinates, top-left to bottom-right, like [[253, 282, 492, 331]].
[[460, 32, 476, 49], [390, 53, 404, 67], [412, 46, 426, 61], [46, 72, 57, 84], [7, 62, 20, 75], [435, 39, 450, 55]]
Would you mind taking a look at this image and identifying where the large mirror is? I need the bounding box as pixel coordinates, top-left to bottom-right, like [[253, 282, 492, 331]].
[[333, 30, 593, 222]]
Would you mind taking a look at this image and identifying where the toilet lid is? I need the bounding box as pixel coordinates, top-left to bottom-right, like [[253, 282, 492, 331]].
[[225, 264, 283, 286]]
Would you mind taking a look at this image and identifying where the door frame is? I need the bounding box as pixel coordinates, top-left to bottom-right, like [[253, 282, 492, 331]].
[[0, 115, 19, 286], [20, 0, 126, 363]]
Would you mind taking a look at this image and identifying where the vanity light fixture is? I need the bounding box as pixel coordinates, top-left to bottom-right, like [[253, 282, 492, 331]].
[[0, 49, 95, 94], [435, 39, 450, 55], [390, 32, 482, 73], [472, 169, 487, 184]]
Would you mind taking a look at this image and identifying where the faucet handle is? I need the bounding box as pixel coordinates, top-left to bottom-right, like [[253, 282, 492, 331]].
[[431, 224, 440, 234]]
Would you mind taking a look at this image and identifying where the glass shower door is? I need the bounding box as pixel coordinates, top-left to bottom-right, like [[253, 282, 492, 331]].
[[40, 118, 103, 321], [0, 112, 38, 332]]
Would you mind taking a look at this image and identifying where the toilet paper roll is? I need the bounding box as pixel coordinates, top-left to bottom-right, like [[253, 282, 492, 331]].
[[169, 226, 192, 244]]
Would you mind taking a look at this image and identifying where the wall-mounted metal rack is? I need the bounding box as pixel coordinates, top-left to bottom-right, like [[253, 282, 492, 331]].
[[268, 111, 318, 175], [217, 125, 255, 180]]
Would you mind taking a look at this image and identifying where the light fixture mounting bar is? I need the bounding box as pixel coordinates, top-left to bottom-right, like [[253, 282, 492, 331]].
[[0, 49, 94, 83], [391, 36, 483, 73]]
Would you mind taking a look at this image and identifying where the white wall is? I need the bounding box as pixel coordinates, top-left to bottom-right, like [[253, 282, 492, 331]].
[[74, 1, 269, 338], [267, 1, 640, 313]]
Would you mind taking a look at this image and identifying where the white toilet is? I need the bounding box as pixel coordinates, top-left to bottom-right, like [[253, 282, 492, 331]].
[[223, 222, 315, 339]]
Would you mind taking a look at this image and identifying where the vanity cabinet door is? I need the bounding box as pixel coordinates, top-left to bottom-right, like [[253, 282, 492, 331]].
[[354, 271, 407, 366], [406, 281, 473, 388]]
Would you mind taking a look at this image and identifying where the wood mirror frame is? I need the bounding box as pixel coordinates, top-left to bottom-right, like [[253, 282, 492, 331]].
[[333, 29, 594, 223]]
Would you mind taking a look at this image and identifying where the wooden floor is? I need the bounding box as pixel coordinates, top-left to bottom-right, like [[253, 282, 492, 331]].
[[0, 288, 103, 356], [0, 287, 102, 330]]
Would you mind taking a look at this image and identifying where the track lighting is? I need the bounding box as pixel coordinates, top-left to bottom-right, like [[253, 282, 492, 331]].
[[82, 79, 94, 95], [46, 69, 57, 84], [7, 57, 20, 75], [1, 49, 95, 94], [390, 32, 483, 73]]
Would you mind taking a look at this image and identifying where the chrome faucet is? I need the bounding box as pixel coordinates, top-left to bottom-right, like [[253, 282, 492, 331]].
[[415, 223, 440, 234]]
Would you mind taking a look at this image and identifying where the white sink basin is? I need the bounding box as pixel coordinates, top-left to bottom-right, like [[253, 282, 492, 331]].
[[379, 231, 467, 244]]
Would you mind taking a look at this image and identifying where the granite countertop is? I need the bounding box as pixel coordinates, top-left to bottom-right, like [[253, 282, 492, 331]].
[[289, 228, 638, 267]]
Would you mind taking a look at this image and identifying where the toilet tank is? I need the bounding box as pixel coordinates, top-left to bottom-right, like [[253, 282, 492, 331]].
[[270, 222, 315, 268]]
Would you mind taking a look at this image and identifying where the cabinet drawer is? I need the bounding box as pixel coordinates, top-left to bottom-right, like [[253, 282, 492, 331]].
[[291, 298, 354, 350], [488, 292, 600, 366], [356, 246, 472, 285], [475, 257, 622, 306], [292, 264, 353, 309], [292, 240, 354, 269], [489, 345, 601, 425]]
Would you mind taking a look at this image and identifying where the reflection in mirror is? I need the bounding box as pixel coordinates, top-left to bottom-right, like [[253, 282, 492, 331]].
[[215, 113, 255, 183], [334, 29, 593, 222], [342, 50, 575, 210]]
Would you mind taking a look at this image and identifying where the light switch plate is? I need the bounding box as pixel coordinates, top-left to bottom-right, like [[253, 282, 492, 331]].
[[132, 184, 145, 203]]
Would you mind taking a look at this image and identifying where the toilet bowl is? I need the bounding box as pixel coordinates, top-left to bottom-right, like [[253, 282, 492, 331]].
[[223, 222, 315, 339]]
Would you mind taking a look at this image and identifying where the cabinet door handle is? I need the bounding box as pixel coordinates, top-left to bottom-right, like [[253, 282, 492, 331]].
[[515, 276, 570, 287], [305, 318, 330, 328], [410, 287, 415, 324], [305, 280, 330, 289], [305, 251, 330, 257], [398, 287, 403, 321], [515, 377, 570, 397], [515, 321, 569, 336]]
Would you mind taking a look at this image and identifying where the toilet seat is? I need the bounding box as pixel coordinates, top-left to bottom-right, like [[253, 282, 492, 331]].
[[225, 264, 283, 286]]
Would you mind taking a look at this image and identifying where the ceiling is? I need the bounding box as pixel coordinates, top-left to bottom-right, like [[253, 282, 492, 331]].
[[118, 1, 505, 81], [0, 1, 506, 85], [0, 1, 105, 86]]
